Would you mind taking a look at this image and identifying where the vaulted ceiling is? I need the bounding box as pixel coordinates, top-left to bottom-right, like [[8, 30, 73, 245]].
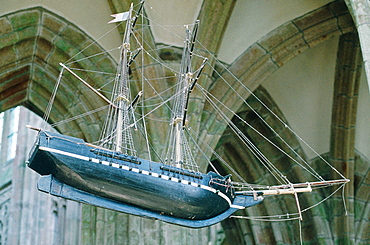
[[0, 0, 368, 244]]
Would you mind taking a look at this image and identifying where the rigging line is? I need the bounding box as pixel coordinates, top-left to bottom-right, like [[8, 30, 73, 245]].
[[210, 78, 325, 182], [130, 75, 178, 83], [131, 29, 161, 60], [194, 40, 346, 179], [240, 183, 348, 222], [135, 122, 165, 164], [232, 183, 270, 189], [163, 124, 174, 160], [197, 83, 325, 181], [186, 126, 248, 181], [65, 24, 121, 64], [199, 92, 285, 184], [231, 211, 302, 221], [299, 219, 303, 245], [342, 183, 348, 216], [300, 183, 346, 213], [137, 100, 171, 109], [135, 2, 197, 39], [138, 23, 196, 28], [231, 216, 301, 222], [232, 212, 301, 220], [128, 76, 179, 107], [43, 66, 64, 128], [227, 118, 288, 184], [199, 58, 323, 182], [133, 112, 170, 122], [96, 126, 119, 146], [129, 58, 181, 117], [67, 67, 117, 76], [232, 185, 347, 221], [198, 85, 291, 185], [180, 130, 199, 171], [126, 90, 181, 134], [139, 11, 153, 166], [131, 30, 180, 74], [66, 47, 121, 66], [96, 77, 118, 95], [144, 117, 169, 123], [137, 43, 181, 56], [51, 105, 110, 127]]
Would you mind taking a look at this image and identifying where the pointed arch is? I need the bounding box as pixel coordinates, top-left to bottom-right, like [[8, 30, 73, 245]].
[[0, 7, 117, 141], [199, 1, 355, 160]]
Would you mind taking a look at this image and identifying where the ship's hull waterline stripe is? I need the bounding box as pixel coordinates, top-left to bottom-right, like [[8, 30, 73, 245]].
[[39, 146, 236, 208]]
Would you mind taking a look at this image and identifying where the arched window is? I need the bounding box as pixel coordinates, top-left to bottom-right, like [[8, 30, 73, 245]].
[[0, 107, 20, 165]]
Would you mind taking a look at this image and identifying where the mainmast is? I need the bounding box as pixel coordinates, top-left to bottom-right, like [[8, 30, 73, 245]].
[[169, 21, 206, 169]]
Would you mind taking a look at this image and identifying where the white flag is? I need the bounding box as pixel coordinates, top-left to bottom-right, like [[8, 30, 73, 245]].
[[108, 11, 129, 24]]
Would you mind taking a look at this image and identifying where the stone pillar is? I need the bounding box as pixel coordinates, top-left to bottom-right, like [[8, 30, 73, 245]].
[[345, 0, 370, 92], [330, 32, 362, 244], [8, 107, 82, 245]]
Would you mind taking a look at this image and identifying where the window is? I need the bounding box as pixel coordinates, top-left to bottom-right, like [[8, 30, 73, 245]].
[[0, 107, 20, 164], [6, 107, 20, 161]]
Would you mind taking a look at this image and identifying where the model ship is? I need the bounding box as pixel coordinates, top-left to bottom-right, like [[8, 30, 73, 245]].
[[27, 1, 349, 228]]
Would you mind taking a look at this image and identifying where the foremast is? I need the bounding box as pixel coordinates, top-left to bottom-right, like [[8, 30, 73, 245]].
[[167, 21, 207, 170], [99, 3, 143, 155], [114, 5, 134, 154]]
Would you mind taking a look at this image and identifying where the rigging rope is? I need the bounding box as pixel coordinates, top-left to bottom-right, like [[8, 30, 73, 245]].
[[42, 66, 64, 128], [139, 11, 154, 166], [198, 84, 325, 182], [231, 182, 346, 222], [197, 84, 288, 184], [65, 24, 120, 65], [51, 105, 110, 127], [193, 38, 347, 180]]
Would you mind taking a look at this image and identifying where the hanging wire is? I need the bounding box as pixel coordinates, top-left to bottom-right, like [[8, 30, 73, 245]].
[[42, 66, 64, 128]]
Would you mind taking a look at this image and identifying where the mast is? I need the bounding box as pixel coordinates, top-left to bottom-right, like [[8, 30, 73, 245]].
[[170, 21, 204, 168], [115, 4, 133, 153], [96, 1, 145, 154]]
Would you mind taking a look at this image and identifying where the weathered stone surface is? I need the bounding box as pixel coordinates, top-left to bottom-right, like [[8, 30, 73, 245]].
[[42, 12, 66, 34], [0, 17, 12, 36], [293, 5, 335, 30], [0, 1, 368, 245], [258, 22, 301, 51], [8, 9, 40, 31]]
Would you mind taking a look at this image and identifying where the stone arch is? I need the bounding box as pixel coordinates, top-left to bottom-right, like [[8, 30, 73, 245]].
[[215, 86, 337, 244], [1, 2, 367, 244], [200, 1, 355, 156], [0, 7, 117, 141], [201, 1, 364, 244]]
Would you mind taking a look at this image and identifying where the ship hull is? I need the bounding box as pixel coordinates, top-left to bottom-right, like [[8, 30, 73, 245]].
[[28, 131, 262, 227]]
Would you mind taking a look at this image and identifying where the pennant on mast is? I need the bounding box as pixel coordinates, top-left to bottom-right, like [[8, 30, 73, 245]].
[[108, 11, 129, 23]]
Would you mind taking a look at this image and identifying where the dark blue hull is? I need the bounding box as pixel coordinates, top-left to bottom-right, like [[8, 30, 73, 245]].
[[27, 131, 263, 227]]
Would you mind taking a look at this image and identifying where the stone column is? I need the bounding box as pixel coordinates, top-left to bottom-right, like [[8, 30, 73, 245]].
[[345, 0, 370, 92], [330, 32, 362, 244]]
